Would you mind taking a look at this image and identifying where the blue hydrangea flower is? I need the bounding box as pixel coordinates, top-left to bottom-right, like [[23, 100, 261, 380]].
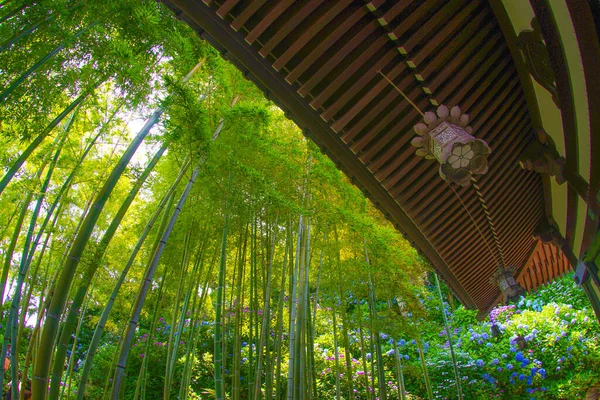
[[476, 359, 484, 368], [506, 364, 514, 370], [492, 358, 499, 365], [518, 374, 526, 381], [515, 352, 525, 362]]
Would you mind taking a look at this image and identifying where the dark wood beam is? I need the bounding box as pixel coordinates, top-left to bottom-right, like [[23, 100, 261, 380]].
[[565, 0, 600, 256]]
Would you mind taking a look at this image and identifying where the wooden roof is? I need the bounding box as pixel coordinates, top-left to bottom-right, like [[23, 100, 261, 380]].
[[160, 0, 575, 312]]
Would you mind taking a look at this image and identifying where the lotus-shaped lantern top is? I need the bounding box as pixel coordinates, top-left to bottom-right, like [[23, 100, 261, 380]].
[[411, 105, 491, 186]]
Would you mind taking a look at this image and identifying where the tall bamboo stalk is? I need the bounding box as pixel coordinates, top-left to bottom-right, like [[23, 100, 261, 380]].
[[76, 160, 188, 399], [4, 125, 69, 399], [332, 310, 341, 400], [232, 223, 248, 400], [434, 273, 463, 399], [111, 164, 202, 399], [273, 219, 291, 400], [164, 227, 195, 398], [356, 304, 371, 400], [33, 106, 157, 400], [0, 190, 34, 309], [393, 339, 406, 400], [253, 217, 277, 399], [417, 336, 433, 400], [214, 172, 233, 400], [286, 215, 302, 400], [61, 285, 93, 400], [47, 141, 169, 399], [0, 1, 31, 24], [339, 298, 355, 400], [134, 195, 176, 400]]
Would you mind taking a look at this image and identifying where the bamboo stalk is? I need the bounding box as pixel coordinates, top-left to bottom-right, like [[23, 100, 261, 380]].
[[253, 216, 278, 399], [47, 141, 169, 399], [332, 310, 341, 400], [111, 163, 202, 399], [4, 125, 69, 399], [273, 219, 291, 400], [76, 160, 188, 399], [286, 215, 302, 400], [214, 172, 233, 400], [434, 273, 463, 399], [164, 228, 192, 398], [33, 105, 157, 400]]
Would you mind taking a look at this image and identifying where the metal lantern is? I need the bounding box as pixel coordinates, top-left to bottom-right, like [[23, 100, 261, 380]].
[[491, 266, 525, 304], [411, 105, 491, 186]]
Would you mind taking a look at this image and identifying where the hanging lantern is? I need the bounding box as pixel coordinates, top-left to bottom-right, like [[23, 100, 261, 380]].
[[411, 105, 491, 186], [491, 266, 525, 304]]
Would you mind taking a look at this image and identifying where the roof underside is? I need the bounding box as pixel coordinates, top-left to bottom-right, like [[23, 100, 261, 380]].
[[161, 0, 571, 311]]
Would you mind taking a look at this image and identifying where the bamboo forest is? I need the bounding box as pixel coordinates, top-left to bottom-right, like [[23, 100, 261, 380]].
[[0, 1, 599, 399]]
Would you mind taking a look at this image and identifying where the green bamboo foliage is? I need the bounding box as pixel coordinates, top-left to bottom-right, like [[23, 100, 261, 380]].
[[0, 14, 110, 102], [0, 1, 84, 53], [0, 77, 105, 196], [0, 4, 443, 398], [20, 103, 122, 274]]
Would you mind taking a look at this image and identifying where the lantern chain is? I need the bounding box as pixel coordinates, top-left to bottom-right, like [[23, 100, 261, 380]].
[[471, 177, 507, 268]]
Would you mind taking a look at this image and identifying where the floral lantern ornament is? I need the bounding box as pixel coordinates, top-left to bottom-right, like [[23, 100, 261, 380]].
[[411, 105, 491, 186]]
